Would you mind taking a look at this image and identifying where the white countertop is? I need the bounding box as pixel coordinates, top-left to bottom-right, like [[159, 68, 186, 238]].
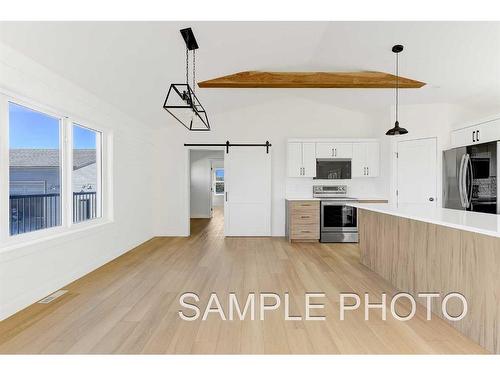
[[285, 198, 321, 201], [285, 197, 388, 201], [349, 203, 500, 238]]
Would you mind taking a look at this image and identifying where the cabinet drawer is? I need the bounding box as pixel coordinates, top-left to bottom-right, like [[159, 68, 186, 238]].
[[291, 213, 319, 225], [291, 224, 319, 239], [290, 201, 319, 211]]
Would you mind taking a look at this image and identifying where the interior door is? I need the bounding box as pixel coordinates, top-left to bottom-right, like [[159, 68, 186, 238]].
[[224, 147, 272, 236], [397, 138, 437, 207]]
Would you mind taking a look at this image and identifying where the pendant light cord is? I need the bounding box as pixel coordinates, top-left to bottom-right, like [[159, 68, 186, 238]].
[[395, 51, 399, 124], [186, 47, 189, 86]]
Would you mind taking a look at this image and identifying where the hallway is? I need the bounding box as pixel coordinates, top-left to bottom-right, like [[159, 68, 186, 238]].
[[0, 211, 486, 354]]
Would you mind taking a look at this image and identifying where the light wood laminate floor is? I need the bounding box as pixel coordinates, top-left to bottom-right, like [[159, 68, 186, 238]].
[[0, 207, 488, 354]]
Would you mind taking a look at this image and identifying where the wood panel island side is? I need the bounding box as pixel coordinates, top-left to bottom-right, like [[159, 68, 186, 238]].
[[353, 204, 500, 354]]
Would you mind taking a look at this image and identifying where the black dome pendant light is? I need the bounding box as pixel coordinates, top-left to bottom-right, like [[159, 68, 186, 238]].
[[386, 44, 408, 136]]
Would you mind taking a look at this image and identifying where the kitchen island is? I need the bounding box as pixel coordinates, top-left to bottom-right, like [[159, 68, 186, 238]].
[[350, 203, 500, 353]]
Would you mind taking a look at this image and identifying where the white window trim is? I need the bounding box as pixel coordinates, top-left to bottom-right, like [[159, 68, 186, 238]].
[[0, 91, 113, 250], [69, 122, 103, 226]]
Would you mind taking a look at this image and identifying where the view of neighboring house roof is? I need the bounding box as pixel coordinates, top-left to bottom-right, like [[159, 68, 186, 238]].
[[9, 149, 96, 169]]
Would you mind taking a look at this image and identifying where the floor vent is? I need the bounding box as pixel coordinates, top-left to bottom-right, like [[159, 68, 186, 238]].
[[38, 290, 68, 304]]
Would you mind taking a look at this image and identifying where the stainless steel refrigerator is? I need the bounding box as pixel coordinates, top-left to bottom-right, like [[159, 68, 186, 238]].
[[443, 141, 499, 214]]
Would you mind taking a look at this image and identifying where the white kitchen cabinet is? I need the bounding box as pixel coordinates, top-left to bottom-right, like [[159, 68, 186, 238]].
[[365, 142, 380, 177], [450, 127, 468, 147], [352, 142, 379, 178], [287, 142, 316, 178], [451, 118, 500, 147], [351, 143, 366, 177], [302, 142, 316, 177], [287, 142, 303, 177], [316, 143, 353, 159]]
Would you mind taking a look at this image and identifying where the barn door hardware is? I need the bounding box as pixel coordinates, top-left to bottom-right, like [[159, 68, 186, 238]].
[[184, 141, 272, 154]]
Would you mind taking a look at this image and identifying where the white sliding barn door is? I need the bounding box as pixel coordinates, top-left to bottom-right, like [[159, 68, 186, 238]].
[[224, 147, 272, 236]]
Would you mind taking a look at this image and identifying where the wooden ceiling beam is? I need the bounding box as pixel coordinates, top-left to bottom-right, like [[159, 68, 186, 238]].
[[198, 71, 425, 89]]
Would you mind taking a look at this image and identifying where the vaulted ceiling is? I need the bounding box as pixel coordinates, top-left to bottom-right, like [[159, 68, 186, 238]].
[[0, 21, 499, 127]]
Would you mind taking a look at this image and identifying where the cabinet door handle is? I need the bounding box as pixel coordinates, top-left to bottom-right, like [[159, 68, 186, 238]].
[[477, 130, 480, 142], [300, 215, 310, 219], [367, 167, 369, 176], [332, 148, 334, 157], [472, 130, 476, 142]]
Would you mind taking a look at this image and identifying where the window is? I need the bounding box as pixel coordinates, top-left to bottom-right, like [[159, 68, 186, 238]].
[[214, 168, 224, 195], [1, 95, 108, 243], [72, 124, 102, 223], [9, 102, 62, 236]]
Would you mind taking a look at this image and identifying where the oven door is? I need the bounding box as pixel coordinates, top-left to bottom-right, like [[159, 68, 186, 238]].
[[321, 202, 358, 232]]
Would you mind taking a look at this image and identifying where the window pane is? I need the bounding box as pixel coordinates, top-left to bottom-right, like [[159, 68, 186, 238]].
[[215, 169, 224, 181], [215, 182, 224, 194], [72, 124, 101, 223], [9, 102, 61, 235]]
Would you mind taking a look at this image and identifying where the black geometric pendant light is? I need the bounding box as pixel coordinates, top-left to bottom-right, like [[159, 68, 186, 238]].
[[163, 28, 210, 131], [386, 44, 408, 136]]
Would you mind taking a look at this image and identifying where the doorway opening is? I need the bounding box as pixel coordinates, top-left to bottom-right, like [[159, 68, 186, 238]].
[[189, 149, 224, 234]]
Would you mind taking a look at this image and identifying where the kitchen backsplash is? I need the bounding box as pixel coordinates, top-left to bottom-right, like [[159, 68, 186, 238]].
[[285, 177, 388, 199]]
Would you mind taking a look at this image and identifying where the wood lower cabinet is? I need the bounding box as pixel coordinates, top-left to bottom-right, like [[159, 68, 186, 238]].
[[358, 208, 500, 354], [285, 200, 320, 242]]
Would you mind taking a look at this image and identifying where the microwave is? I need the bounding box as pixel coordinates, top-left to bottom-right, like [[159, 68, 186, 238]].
[[315, 159, 351, 180]]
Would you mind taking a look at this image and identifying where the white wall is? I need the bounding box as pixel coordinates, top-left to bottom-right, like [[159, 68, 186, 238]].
[[156, 96, 389, 237], [190, 150, 223, 218], [0, 42, 160, 320]]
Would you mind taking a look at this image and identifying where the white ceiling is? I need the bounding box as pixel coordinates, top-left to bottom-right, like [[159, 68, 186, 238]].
[[0, 21, 499, 127]]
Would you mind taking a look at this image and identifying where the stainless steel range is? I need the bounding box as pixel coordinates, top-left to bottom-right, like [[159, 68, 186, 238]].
[[313, 185, 359, 243]]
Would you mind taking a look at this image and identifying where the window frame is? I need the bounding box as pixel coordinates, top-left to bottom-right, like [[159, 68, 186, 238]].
[[69, 122, 103, 225], [0, 92, 111, 248], [213, 167, 225, 196]]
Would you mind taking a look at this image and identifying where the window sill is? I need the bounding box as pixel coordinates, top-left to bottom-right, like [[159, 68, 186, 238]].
[[0, 218, 113, 262]]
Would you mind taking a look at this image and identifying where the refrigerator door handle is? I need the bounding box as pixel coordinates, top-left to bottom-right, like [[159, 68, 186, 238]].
[[458, 154, 467, 208], [466, 154, 473, 209]]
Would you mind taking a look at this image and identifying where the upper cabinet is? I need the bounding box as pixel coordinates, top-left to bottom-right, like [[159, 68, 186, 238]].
[[316, 143, 353, 159], [287, 139, 379, 179], [287, 142, 316, 178], [451, 118, 500, 147], [352, 142, 379, 178]]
